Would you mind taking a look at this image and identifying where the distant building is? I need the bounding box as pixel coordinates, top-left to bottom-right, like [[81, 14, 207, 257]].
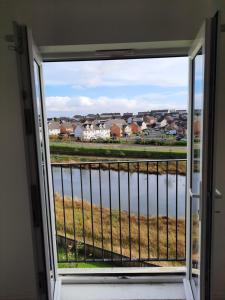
[[74, 124, 84, 139], [59, 121, 73, 134], [123, 112, 133, 120], [73, 114, 83, 121], [110, 124, 122, 138], [132, 117, 144, 123], [86, 114, 98, 121], [176, 109, 187, 114], [104, 119, 126, 138], [136, 121, 147, 131], [151, 109, 169, 116], [130, 122, 140, 134], [100, 113, 121, 119], [123, 125, 132, 137], [144, 115, 156, 126], [137, 111, 151, 117], [160, 119, 168, 128], [104, 119, 126, 128], [74, 123, 110, 141], [48, 121, 60, 135]]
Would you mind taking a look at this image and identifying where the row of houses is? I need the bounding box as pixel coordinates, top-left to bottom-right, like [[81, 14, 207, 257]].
[[70, 109, 187, 122], [48, 113, 187, 141]]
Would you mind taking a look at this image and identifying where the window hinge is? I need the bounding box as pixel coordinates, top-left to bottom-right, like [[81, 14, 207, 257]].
[[31, 184, 42, 227]]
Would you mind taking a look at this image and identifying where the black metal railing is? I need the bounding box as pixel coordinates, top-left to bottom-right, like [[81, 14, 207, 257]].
[[51, 159, 187, 265]]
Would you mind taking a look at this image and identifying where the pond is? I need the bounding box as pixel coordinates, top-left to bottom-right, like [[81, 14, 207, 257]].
[[52, 167, 186, 218]]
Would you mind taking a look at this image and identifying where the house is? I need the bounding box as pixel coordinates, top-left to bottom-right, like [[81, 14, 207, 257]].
[[122, 112, 133, 120], [160, 119, 168, 128], [59, 121, 73, 134], [132, 117, 144, 123], [100, 113, 121, 119], [144, 115, 156, 126], [110, 123, 121, 138], [104, 119, 126, 128], [48, 121, 60, 135], [136, 121, 147, 131], [130, 122, 141, 134], [74, 124, 84, 139], [122, 124, 132, 136], [137, 111, 151, 117], [74, 123, 110, 140], [151, 109, 169, 116], [127, 116, 133, 124]]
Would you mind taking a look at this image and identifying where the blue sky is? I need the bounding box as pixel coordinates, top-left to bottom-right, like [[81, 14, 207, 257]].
[[43, 57, 188, 118]]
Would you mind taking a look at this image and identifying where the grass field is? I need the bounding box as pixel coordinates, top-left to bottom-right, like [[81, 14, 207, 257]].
[[50, 142, 187, 160], [54, 193, 198, 267]]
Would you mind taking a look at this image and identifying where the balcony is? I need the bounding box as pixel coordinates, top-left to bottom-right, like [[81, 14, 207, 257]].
[[51, 159, 187, 270]]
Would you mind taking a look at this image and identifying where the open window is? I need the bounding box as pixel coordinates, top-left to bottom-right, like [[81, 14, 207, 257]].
[[15, 12, 219, 300]]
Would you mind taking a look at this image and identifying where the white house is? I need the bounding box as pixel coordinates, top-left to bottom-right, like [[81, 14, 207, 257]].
[[136, 121, 147, 131], [48, 121, 60, 135], [160, 119, 168, 128], [74, 124, 84, 139], [74, 123, 110, 141], [123, 125, 132, 136]]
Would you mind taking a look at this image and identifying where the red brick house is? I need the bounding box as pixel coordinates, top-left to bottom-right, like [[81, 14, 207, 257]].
[[130, 122, 140, 134], [110, 124, 121, 138]]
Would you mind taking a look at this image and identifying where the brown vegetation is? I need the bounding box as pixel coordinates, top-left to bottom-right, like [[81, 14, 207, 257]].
[[51, 156, 187, 175], [54, 193, 198, 266]]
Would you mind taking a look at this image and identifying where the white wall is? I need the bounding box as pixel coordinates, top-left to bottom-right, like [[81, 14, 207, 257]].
[[1, 0, 212, 47], [0, 19, 38, 300], [0, 0, 222, 299]]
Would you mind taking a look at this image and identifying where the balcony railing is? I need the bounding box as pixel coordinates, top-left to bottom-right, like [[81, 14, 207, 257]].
[[51, 159, 187, 266]]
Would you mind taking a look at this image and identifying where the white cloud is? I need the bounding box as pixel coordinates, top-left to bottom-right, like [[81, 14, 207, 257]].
[[43, 57, 188, 89], [45, 96, 71, 111], [46, 91, 187, 117]]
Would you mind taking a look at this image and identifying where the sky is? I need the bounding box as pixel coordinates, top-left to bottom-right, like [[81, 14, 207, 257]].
[[43, 57, 189, 118]]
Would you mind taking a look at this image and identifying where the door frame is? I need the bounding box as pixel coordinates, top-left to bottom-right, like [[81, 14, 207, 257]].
[[185, 13, 218, 300], [14, 23, 59, 300], [14, 14, 218, 299]]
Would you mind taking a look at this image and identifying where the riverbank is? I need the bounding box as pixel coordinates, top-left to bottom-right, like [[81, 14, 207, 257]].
[[51, 154, 187, 175], [55, 193, 190, 266]]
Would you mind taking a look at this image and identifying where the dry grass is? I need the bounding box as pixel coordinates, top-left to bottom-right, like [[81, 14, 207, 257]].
[[55, 193, 198, 266], [51, 157, 187, 175]]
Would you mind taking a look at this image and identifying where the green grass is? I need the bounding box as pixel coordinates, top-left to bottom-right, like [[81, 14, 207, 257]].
[[58, 247, 113, 268], [58, 261, 113, 268], [50, 142, 186, 159]]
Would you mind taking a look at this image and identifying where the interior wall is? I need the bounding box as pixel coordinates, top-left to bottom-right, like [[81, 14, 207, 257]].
[[0, 0, 222, 299], [0, 21, 38, 300]]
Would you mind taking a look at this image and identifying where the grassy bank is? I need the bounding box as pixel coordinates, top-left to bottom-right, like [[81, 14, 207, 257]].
[[54, 193, 197, 267], [50, 142, 186, 160], [51, 154, 187, 175]]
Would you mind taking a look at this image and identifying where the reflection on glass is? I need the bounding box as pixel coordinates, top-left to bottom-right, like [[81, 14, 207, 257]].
[[191, 52, 203, 295]]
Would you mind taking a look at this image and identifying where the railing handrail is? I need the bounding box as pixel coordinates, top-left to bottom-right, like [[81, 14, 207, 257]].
[[51, 158, 187, 166]]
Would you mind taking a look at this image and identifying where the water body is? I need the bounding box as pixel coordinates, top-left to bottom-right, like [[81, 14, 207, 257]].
[[52, 167, 186, 218]]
